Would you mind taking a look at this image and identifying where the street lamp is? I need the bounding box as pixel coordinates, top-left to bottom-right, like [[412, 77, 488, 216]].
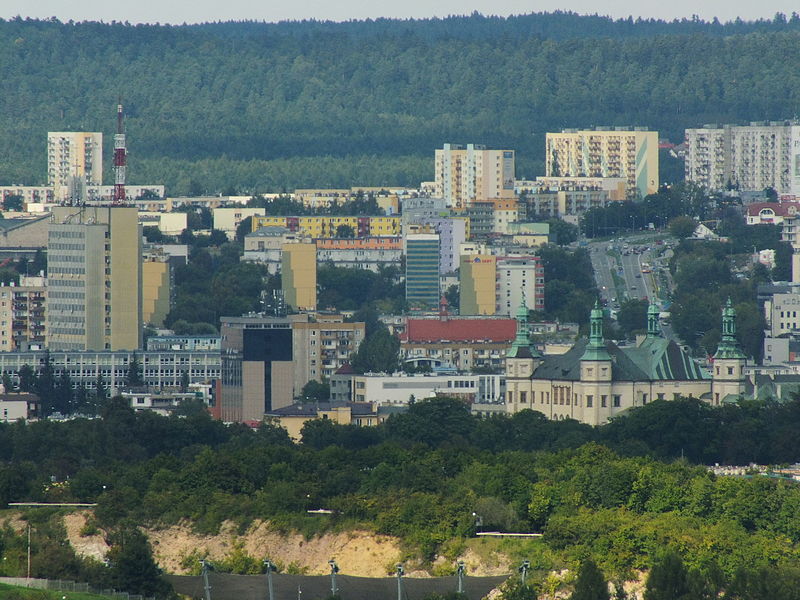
[[264, 559, 276, 600], [457, 561, 466, 594], [396, 564, 405, 600], [329, 559, 339, 597], [519, 560, 531, 586]]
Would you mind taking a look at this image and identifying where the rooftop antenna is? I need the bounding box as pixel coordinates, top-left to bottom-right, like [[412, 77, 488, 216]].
[[112, 98, 127, 206]]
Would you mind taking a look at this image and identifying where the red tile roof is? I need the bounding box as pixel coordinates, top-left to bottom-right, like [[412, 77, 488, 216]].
[[746, 202, 800, 218], [402, 318, 517, 343]]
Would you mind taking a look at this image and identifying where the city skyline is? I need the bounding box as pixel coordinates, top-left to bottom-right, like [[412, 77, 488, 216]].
[[2, 0, 798, 25]]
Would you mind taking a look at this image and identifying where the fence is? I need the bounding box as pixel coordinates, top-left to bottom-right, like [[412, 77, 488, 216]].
[[167, 572, 510, 600], [0, 576, 155, 600]]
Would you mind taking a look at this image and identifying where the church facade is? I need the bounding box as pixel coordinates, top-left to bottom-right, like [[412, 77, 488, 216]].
[[505, 300, 747, 426]]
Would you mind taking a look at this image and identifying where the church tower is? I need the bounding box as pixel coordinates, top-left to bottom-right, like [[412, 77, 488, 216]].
[[580, 300, 613, 425], [505, 297, 541, 412], [711, 298, 747, 404]]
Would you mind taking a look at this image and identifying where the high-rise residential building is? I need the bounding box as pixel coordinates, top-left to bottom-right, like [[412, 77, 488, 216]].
[[405, 233, 440, 310], [545, 128, 659, 199], [495, 256, 545, 317], [459, 254, 545, 317], [47, 132, 103, 200], [434, 144, 516, 209], [0, 276, 47, 352], [459, 255, 497, 316], [47, 206, 142, 351], [685, 122, 800, 196], [142, 251, 171, 328], [281, 243, 317, 312]]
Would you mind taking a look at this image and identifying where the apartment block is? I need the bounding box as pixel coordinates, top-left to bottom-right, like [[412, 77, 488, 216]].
[[460, 254, 545, 317], [47, 132, 103, 198], [212, 207, 267, 239], [142, 251, 171, 328], [434, 144, 516, 209], [685, 122, 800, 195], [405, 233, 440, 310], [400, 315, 517, 371], [281, 243, 317, 312], [545, 128, 659, 199], [0, 276, 46, 352], [495, 256, 545, 316], [47, 206, 142, 351], [251, 215, 401, 238]]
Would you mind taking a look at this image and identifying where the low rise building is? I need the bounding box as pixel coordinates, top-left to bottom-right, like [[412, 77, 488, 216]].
[[266, 401, 403, 441], [350, 372, 504, 405], [0, 350, 221, 396], [400, 314, 517, 371], [213, 207, 267, 239]]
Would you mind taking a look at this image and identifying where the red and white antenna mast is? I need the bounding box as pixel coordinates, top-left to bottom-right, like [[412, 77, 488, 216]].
[[112, 99, 127, 205]]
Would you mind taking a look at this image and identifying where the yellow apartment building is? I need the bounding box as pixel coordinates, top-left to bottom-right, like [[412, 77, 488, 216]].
[[459, 255, 497, 316], [142, 253, 171, 327], [281, 243, 317, 312], [545, 129, 658, 199], [252, 215, 401, 238]]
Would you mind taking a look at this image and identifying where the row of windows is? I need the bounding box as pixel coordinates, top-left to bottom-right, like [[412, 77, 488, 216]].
[[49, 292, 85, 300], [49, 267, 86, 275], [49, 280, 85, 288], [50, 231, 86, 239]]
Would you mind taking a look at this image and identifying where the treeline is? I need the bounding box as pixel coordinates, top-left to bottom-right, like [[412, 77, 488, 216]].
[[2, 17, 800, 193], [2, 398, 800, 584]]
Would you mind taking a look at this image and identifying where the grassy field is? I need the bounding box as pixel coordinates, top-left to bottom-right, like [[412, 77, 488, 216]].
[[0, 583, 113, 600]]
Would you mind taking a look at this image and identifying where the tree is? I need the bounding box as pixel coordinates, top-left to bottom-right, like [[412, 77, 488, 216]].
[[336, 224, 355, 238], [300, 379, 330, 402], [351, 328, 400, 374], [547, 219, 578, 245], [180, 370, 190, 393], [444, 284, 460, 311], [668, 216, 697, 239], [106, 529, 173, 598], [18, 365, 36, 393], [3, 194, 23, 211], [126, 353, 144, 388], [571, 559, 609, 600], [616, 299, 648, 337], [645, 551, 690, 600], [2, 372, 14, 393]]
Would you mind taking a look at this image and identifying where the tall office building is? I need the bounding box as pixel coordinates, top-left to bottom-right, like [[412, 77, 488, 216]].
[[405, 233, 440, 310], [47, 206, 142, 351], [685, 122, 800, 196], [219, 314, 364, 422], [434, 144, 515, 209], [47, 132, 103, 200], [545, 128, 659, 199], [281, 242, 317, 312]]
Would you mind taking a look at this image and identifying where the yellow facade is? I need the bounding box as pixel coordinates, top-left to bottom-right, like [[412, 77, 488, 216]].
[[281, 243, 317, 312], [142, 258, 170, 327], [459, 254, 497, 316], [435, 144, 516, 209], [545, 129, 659, 199], [252, 215, 400, 238]]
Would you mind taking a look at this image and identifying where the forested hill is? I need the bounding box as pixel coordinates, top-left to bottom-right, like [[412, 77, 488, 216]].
[[2, 14, 800, 195]]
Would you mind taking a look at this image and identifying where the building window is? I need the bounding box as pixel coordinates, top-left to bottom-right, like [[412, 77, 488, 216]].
[[727, 366, 734, 375], [586, 395, 593, 408], [613, 395, 621, 407], [657, 393, 665, 400], [601, 395, 607, 407], [520, 391, 527, 403]]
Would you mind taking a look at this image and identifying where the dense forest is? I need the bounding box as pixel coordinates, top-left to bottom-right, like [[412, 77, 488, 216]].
[[2, 14, 800, 194], [3, 397, 800, 596]]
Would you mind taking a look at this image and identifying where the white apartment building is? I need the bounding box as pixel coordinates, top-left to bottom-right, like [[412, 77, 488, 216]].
[[495, 256, 545, 316], [47, 132, 103, 202], [434, 144, 515, 209], [545, 128, 659, 199], [685, 122, 800, 196]]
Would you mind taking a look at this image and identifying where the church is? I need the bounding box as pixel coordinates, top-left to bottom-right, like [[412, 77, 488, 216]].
[[505, 300, 747, 425]]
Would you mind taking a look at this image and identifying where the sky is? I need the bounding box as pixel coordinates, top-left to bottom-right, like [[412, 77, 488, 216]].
[[1, 0, 798, 24]]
